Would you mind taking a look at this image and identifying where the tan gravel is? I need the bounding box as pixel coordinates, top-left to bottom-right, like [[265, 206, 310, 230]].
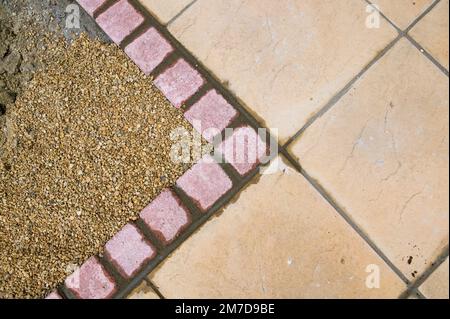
[[0, 34, 199, 298]]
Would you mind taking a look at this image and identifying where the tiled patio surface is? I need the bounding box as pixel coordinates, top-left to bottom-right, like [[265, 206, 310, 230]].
[[149, 158, 406, 298], [290, 38, 448, 281], [56, 0, 448, 299]]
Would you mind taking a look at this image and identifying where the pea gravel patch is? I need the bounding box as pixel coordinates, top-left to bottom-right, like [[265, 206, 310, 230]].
[[0, 34, 201, 298]]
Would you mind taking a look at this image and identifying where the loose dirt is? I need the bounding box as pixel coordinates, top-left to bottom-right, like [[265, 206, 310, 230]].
[[1, 0, 109, 151], [0, 2, 201, 299]]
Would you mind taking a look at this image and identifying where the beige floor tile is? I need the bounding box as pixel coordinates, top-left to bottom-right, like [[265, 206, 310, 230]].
[[371, 0, 434, 29], [149, 157, 405, 298], [291, 39, 449, 280], [410, 0, 449, 70], [126, 280, 161, 299], [420, 258, 449, 299], [168, 0, 396, 143], [139, 0, 193, 24]]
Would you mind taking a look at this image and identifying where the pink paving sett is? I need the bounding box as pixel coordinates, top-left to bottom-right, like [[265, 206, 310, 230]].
[[125, 27, 173, 75], [96, 0, 144, 44], [218, 126, 268, 176], [177, 156, 233, 211], [185, 90, 239, 143], [140, 189, 191, 245], [76, 0, 105, 16], [155, 59, 204, 108], [65, 257, 116, 299], [45, 291, 62, 299], [104, 224, 156, 278]]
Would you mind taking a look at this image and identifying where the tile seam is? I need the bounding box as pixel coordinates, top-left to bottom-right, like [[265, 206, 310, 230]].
[[405, 34, 449, 76], [398, 245, 449, 299], [127, 0, 410, 297], [166, 0, 199, 27], [280, 151, 412, 289], [66, 0, 442, 299], [363, 0, 402, 33], [93, 0, 120, 19], [145, 278, 166, 299], [284, 34, 402, 148], [76, 0, 279, 291], [287, 0, 446, 148]]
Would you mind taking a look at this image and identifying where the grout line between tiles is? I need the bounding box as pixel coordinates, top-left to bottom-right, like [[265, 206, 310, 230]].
[[145, 278, 166, 299], [363, 0, 402, 33], [68, 0, 447, 299], [284, 34, 402, 148], [112, 168, 262, 299], [282, 0, 448, 293], [412, 289, 427, 299], [93, 0, 119, 19], [166, 0, 199, 27], [404, 0, 441, 34], [287, 0, 447, 149], [399, 245, 449, 299], [280, 151, 413, 290], [68, 0, 282, 299], [405, 34, 449, 76]]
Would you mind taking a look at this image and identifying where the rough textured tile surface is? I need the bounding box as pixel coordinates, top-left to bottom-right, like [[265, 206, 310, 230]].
[[177, 155, 232, 211], [125, 28, 173, 75], [96, 0, 144, 44], [218, 126, 267, 175], [45, 291, 62, 299], [139, 0, 193, 24], [155, 59, 204, 108], [291, 39, 449, 280], [140, 189, 191, 244], [65, 257, 116, 299], [77, 0, 106, 16], [420, 258, 449, 299], [150, 158, 405, 298], [410, 0, 449, 70], [105, 224, 156, 278], [127, 280, 161, 299], [169, 0, 396, 142], [371, 0, 434, 29], [185, 90, 238, 142]]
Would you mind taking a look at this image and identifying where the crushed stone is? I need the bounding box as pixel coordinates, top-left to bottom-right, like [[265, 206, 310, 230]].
[[0, 33, 202, 299]]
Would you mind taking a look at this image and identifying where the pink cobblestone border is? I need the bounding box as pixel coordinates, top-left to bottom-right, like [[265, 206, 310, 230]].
[[46, 0, 272, 299]]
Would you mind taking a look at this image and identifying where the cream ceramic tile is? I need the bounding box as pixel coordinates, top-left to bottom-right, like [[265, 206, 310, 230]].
[[139, 0, 193, 24], [371, 0, 434, 29], [169, 0, 396, 143], [420, 258, 449, 299], [410, 0, 449, 70], [127, 280, 161, 299], [291, 39, 449, 280], [149, 157, 405, 298]]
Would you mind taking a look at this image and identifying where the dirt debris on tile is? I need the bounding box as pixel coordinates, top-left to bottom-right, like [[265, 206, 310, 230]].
[[290, 39, 449, 280], [420, 257, 449, 299]]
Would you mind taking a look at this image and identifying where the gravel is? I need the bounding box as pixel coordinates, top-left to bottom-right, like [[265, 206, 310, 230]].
[[0, 32, 200, 298], [1, 0, 110, 152]]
